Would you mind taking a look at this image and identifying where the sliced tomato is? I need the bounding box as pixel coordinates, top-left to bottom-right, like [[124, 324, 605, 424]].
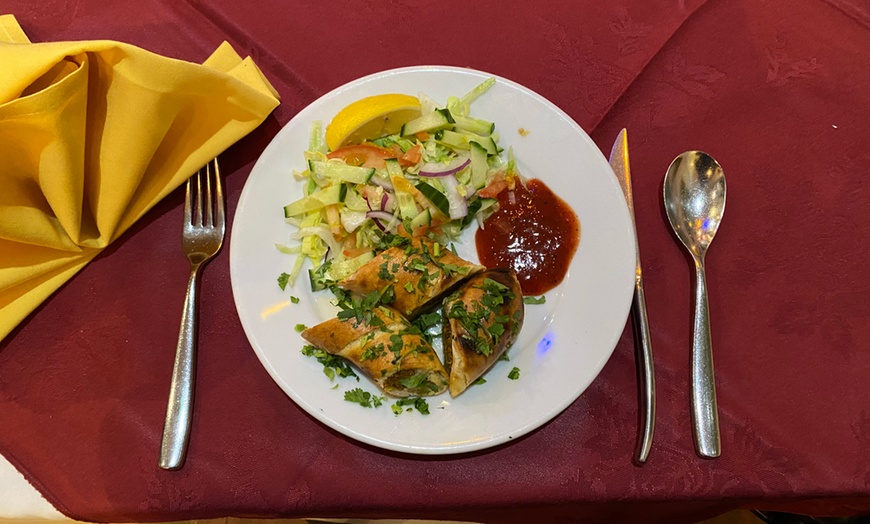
[[328, 143, 419, 168], [478, 178, 509, 198], [400, 144, 423, 165], [387, 144, 421, 167], [327, 144, 394, 168]]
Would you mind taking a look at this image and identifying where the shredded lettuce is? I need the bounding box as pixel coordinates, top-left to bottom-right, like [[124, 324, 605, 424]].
[[279, 78, 514, 289]]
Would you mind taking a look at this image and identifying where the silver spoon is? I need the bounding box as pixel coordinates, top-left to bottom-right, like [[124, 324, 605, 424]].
[[663, 151, 726, 459]]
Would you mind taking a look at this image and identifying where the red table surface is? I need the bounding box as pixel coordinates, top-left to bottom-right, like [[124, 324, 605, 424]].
[[2, 0, 870, 522]]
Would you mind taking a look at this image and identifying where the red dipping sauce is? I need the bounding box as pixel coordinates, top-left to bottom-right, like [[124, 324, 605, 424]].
[[475, 179, 580, 295]]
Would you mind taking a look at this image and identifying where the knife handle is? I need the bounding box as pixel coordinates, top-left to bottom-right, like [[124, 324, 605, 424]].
[[632, 274, 656, 464]]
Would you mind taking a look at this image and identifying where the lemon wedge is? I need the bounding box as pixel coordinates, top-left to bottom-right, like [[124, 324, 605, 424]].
[[325, 94, 422, 151]]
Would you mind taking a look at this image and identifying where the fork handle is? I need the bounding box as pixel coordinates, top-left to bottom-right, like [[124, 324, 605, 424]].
[[159, 264, 201, 470]]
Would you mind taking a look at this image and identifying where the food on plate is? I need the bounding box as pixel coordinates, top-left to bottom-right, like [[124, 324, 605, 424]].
[[301, 307, 449, 398], [442, 269, 524, 397], [324, 93, 422, 151], [300, 305, 404, 354], [476, 178, 579, 295], [282, 78, 567, 405], [338, 236, 484, 318], [279, 77, 508, 288]]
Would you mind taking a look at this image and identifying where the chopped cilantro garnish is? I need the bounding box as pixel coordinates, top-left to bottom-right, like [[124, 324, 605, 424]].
[[404, 282, 415, 293], [290, 295, 300, 304], [508, 367, 520, 380], [397, 372, 440, 393], [412, 311, 441, 333], [301, 345, 358, 381], [388, 333, 405, 362], [294, 324, 307, 333], [360, 343, 386, 361], [373, 233, 411, 253], [473, 377, 487, 386], [398, 373, 427, 389], [523, 295, 546, 305], [277, 272, 290, 290], [445, 278, 516, 356], [344, 388, 385, 408], [391, 397, 430, 415], [378, 261, 393, 281], [410, 311, 442, 345], [309, 260, 336, 291], [336, 285, 394, 326], [380, 285, 396, 305]]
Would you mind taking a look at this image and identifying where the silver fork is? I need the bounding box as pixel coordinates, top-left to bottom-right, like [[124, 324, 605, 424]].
[[159, 158, 225, 470]]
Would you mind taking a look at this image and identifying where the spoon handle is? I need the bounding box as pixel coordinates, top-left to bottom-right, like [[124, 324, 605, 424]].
[[692, 258, 721, 458]]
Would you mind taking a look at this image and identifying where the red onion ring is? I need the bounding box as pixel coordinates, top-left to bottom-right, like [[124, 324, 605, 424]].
[[366, 210, 395, 232], [419, 157, 471, 178]]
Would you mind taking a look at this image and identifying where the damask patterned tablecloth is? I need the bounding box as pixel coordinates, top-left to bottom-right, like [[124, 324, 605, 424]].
[[2, 0, 870, 522]]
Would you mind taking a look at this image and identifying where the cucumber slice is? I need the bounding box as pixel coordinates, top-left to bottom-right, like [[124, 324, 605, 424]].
[[384, 158, 403, 178], [416, 181, 450, 217], [395, 191, 418, 220], [401, 108, 455, 136], [309, 160, 375, 184], [438, 130, 499, 155], [409, 208, 431, 231], [453, 115, 494, 136], [469, 141, 489, 189], [284, 184, 347, 218]]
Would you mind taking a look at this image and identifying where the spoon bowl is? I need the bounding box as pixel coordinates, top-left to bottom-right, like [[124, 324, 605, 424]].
[[663, 152, 726, 259], [663, 151, 726, 459]]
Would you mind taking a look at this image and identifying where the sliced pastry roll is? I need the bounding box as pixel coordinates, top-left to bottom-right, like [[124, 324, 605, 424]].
[[338, 236, 484, 319], [337, 327, 448, 397], [301, 307, 448, 397], [442, 268, 524, 397], [300, 306, 404, 355]]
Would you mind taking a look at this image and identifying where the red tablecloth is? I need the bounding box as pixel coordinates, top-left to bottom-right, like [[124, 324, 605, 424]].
[[3, 0, 870, 522]]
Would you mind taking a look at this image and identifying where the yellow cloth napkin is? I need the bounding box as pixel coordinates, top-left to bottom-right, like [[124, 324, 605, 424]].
[[0, 15, 280, 341]]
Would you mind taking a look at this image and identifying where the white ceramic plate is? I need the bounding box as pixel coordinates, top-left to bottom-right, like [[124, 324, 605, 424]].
[[230, 66, 636, 455]]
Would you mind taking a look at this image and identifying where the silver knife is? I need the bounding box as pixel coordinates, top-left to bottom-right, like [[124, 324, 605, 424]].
[[609, 129, 656, 464]]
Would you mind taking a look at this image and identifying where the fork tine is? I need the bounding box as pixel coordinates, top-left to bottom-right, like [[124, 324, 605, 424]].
[[204, 161, 214, 227], [183, 177, 193, 226], [213, 158, 225, 231], [194, 169, 204, 227]]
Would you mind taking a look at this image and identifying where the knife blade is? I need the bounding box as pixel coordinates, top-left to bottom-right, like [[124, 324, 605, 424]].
[[609, 129, 656, 465]]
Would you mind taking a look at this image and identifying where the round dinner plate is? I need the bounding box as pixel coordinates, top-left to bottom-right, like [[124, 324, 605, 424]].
[[230, 66, 636, 455]]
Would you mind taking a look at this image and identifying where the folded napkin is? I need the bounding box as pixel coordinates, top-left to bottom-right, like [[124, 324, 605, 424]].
[[0, 15, 279, 341]]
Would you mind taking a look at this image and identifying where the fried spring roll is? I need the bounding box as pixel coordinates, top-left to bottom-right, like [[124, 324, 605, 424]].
[[442, 268, 524, 397], [338, 328, 448, 397], [300, 306, 404, 355], [339, 237, 484, 318], [301, 307, 449, 397]]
